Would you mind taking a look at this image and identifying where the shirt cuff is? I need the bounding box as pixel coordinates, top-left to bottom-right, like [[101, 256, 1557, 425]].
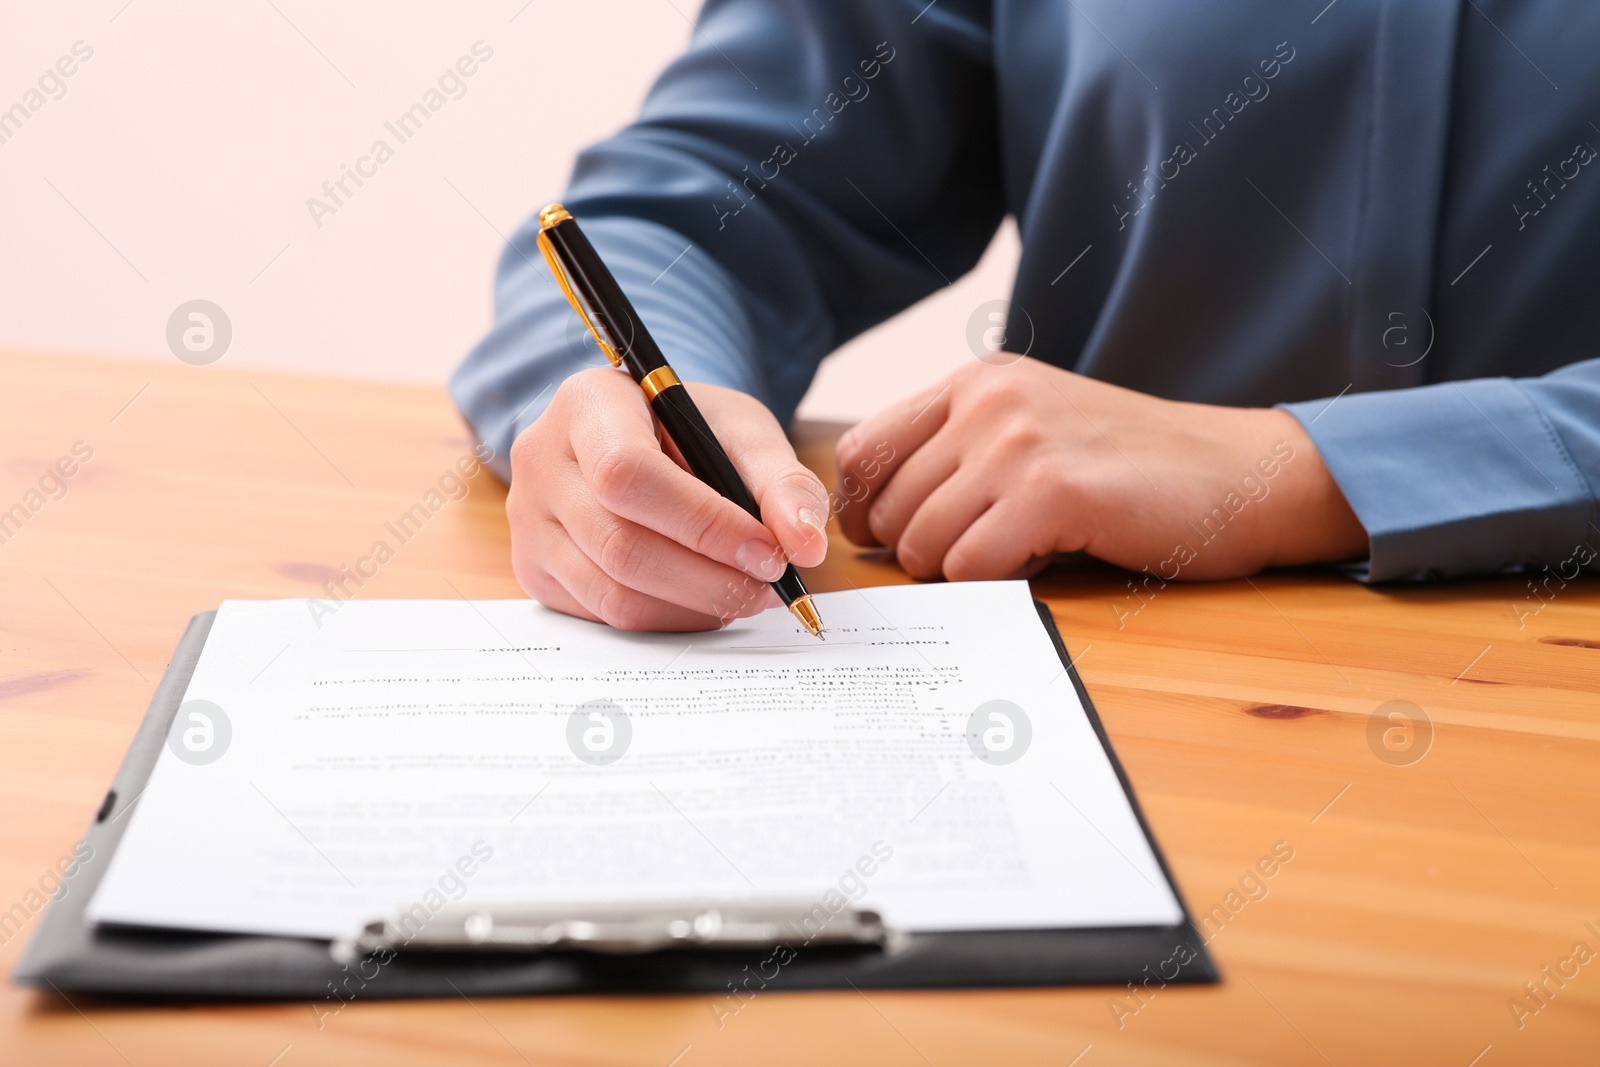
[[450, 216, 763, 483], [1280, 378, 1594, 581]]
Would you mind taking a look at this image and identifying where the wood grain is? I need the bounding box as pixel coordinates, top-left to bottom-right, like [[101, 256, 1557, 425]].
[[2, 349, 1597, 1066]]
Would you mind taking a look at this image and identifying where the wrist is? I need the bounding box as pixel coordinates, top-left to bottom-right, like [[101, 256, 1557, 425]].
[[1260, 408, 1368, 568]]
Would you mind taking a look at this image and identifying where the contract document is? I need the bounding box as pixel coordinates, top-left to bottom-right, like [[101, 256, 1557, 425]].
[[88, 581, 1183, 940]]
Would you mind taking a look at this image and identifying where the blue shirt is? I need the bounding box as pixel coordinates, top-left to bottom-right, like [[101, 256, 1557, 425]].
[[452, 0, 1600, 582]]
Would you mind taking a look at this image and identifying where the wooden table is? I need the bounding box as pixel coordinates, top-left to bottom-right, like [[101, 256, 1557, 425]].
[[2, 348, 1597, 1066]]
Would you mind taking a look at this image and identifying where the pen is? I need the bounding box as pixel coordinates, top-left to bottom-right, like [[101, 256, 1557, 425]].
[[535, 203, 825, 639]]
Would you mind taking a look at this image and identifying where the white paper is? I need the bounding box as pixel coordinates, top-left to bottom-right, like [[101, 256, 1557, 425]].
[[88, 581, 1182, 939]]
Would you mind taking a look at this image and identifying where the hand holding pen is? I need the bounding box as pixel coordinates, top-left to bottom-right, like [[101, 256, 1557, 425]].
[[500, 205, 830, 635]]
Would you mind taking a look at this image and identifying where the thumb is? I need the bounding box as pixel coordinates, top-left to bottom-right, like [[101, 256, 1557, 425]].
[[710, 395, 830, 570], [758, 460, 830, 569]]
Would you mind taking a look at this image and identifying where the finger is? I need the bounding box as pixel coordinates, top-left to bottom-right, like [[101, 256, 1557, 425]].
[[894, 468, 998, 580], [553, 484, 782, 621], [865, 431, 962, 549], [505, 442, 599, 620], [570, 374, 786, 582], [835, 378, 954, 546], [537, 517, 759, 632], [511, 526, 603, 624], [701, 387, 832, 568], [942, 498, 1065, 583]]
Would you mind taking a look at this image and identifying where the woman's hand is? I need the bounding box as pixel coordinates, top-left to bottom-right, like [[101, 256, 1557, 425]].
[[507, 368, 829, 630], [834, 357, 1365, 582]]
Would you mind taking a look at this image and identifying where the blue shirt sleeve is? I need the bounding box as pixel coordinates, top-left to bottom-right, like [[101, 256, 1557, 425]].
[[451, 0, 1004, 482], [1281, 361, 1600, 581]]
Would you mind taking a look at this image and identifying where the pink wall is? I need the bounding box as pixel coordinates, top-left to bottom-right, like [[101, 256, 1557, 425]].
[[0, 0, 1017, 422]]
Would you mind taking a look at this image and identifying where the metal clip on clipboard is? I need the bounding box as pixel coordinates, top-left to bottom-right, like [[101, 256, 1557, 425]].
[[332, 898, 901, 963]]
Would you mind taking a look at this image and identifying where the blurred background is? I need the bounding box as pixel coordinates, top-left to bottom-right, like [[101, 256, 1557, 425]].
[[0, 0, 1020, 424]]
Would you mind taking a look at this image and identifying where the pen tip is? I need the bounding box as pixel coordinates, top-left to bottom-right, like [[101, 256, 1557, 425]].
[[788, 594, 825, 640]]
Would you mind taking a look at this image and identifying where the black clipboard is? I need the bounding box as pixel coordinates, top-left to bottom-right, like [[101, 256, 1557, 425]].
[[14, 603, 1219, 998]]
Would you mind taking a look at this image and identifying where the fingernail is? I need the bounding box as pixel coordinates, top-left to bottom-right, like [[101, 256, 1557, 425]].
[[736, 539, 785, 581], [867, 501, 888, 540], [797, 507, 826, 539]]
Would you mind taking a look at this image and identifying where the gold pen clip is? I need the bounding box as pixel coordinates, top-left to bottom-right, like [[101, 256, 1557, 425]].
[[537, 203, 622, 368]]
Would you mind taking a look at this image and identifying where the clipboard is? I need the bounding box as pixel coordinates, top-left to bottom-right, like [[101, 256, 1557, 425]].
[[14, 603, 1220, 998]]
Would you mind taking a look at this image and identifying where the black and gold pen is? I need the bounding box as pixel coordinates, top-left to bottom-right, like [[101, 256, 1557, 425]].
[[535, 204, 825, 638]]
